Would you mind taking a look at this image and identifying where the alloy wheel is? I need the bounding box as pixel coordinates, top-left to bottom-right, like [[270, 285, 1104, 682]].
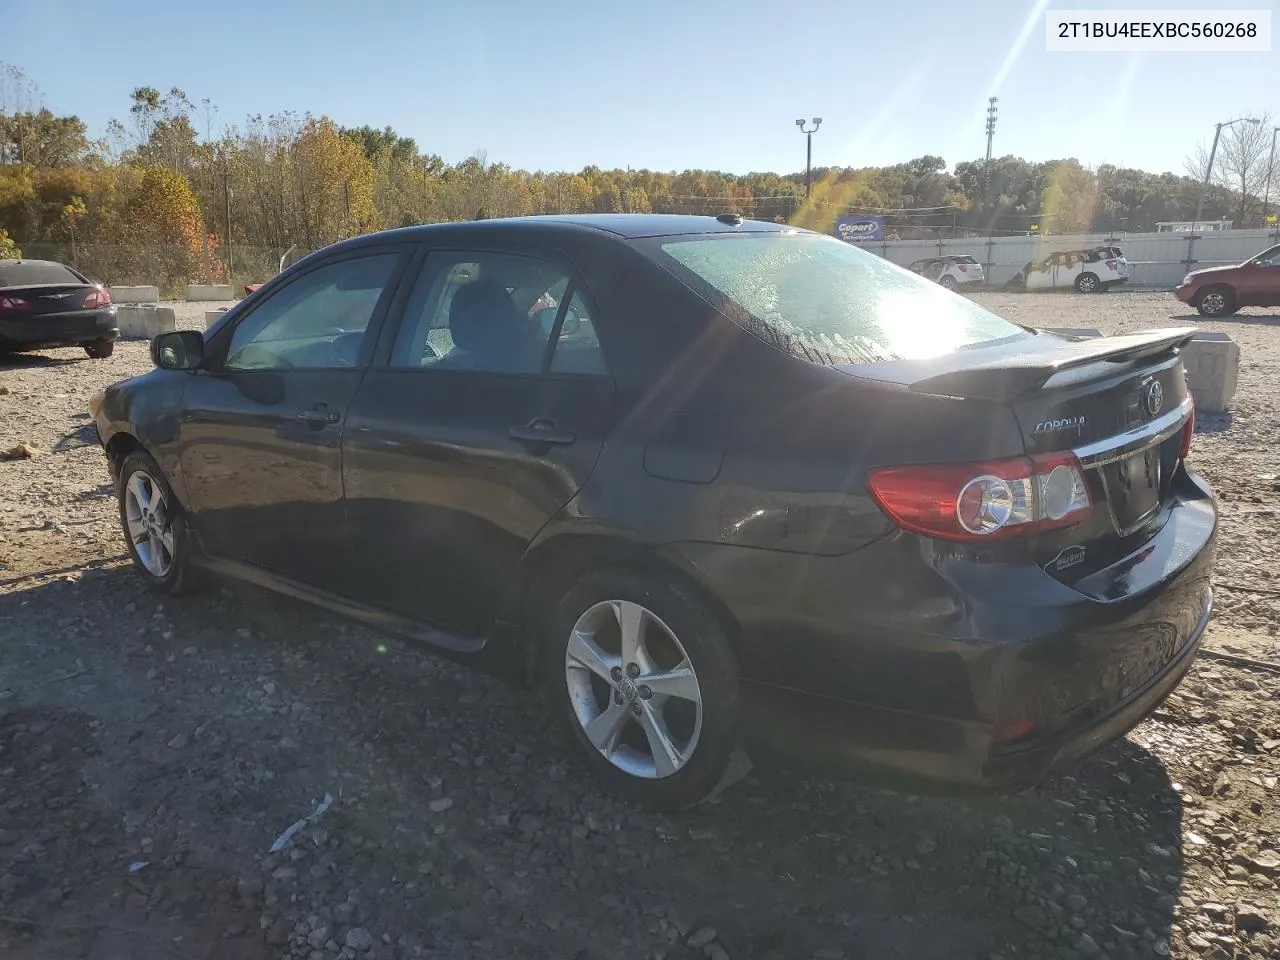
[[124, 471, 175, 578], [1078, 274, 1097, 293], [564, 599, 703, 779], [1200, 292, 1226, 315]]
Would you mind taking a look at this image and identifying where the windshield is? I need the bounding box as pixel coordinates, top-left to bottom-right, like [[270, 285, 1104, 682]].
[[643, 232, 1026, 365]]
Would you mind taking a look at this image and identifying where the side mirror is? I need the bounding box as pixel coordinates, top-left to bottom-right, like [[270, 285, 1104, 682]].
[[151, 330, 205, 371]]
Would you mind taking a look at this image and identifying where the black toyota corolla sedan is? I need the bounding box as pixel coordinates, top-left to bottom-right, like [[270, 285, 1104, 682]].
[[91, 214, 1216, 808], [0, 258, 118, 358]]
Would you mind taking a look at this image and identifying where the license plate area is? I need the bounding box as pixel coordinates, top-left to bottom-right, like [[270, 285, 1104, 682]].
[[1098, 445, 1162, 534]]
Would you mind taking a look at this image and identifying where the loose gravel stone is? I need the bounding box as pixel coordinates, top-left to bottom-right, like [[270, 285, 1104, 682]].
[[1, 295, 1278, 960]]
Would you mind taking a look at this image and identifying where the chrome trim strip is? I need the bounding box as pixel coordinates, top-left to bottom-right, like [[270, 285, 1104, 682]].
[[1072, 396, 1193, 468]]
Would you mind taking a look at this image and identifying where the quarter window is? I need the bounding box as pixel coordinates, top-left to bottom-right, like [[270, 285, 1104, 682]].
[[549, 290, 607, 375]]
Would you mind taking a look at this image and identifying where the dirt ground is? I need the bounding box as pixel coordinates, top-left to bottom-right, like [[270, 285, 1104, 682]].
[[1, 292, 1278, 960]]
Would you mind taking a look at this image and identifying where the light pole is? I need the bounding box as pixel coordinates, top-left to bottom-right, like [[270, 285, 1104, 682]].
[[1262, 125, 1280, 226], [796, 117, 822, 199], [1193, 117, 1260, 231]]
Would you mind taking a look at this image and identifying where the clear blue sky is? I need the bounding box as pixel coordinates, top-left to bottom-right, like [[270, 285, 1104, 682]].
[[7, 0, 1278, 176]]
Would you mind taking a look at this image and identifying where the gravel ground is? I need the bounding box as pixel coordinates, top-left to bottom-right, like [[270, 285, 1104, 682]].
[[1, 292, 1278, 960]]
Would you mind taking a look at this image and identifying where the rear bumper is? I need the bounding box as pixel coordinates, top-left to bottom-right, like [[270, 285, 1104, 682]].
[[667, 468, 1218, 791], [0, 308, 118, 350]]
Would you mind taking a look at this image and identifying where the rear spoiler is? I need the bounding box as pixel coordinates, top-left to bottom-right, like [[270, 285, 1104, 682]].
[[909, 327, 1198, 401]]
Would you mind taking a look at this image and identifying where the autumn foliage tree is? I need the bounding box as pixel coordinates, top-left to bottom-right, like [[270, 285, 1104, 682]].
[[0, 61, 1273, 291]]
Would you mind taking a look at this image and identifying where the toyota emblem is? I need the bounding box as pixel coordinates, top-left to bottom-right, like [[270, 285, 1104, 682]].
[[1144, 380, 1164, 417]]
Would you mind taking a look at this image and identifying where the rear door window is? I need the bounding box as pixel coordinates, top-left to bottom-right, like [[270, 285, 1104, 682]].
[[640, 233, 1026, 364], [390, 251, 606, 376]]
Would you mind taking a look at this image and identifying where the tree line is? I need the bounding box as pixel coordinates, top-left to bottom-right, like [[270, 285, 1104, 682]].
[[0, 64, 1273, 292]]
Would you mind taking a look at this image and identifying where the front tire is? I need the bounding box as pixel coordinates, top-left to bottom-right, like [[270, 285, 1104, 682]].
[[1196, 286, 1237, 317], [545, 568, 741, 810], [84, 339, 115, 359], [116, 451, 198, 595], [1075, 272, 1100, 293]]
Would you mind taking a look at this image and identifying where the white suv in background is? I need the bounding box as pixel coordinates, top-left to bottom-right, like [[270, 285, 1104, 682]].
[[907, 255, 986, 290], [1012, 246, 1132, 293]]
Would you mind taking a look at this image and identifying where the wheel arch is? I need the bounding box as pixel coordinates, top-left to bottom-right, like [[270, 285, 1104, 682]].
[[104, 432, 190, 514], [500, 525, 743, 686], [1195, 282, 1236, 306], [104, 430, 146, 482]]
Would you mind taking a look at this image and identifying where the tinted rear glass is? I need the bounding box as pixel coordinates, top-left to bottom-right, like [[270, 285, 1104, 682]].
[[0, 260, 82, 287], [644, 233, 1026, 364], [951, 255, 980, 264]]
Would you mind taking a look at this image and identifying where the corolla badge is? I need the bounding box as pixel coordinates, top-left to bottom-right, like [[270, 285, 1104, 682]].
[[1033, 415, 1086, 435], [1144, 380, 1164, 417]]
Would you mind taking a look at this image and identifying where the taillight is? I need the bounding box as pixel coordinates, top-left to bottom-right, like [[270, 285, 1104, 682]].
[[1178, 407, 1194, 459], [956, 264, 968, 272], [867, 453, 1092, 541], [1106, 260, 1117, 270], [0, 295, 31, 312], [83, 287, 111, 308]]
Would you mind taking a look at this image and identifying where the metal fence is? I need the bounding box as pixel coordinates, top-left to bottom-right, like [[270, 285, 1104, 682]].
[[865, 228, 1280, 289]]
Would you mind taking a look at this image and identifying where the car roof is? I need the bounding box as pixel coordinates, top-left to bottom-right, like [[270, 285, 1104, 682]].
[[0, 258, 72, 269], [344, 214, 805, 245]]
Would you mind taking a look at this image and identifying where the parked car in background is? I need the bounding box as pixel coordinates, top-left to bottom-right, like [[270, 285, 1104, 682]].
[[907, 255, 986, 289], [1006, 246, 1132, 293], [1175, 242, 1280, 317], [92, 214, 1216, 809], [0, 258, 118, 358]]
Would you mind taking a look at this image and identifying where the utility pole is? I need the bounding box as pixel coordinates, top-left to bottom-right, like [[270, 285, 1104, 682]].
[[1262, 125, 1280, 226], [795, 118, 822, 199], [223, 168, 233, 282], [1193, 117, 1260, 231]]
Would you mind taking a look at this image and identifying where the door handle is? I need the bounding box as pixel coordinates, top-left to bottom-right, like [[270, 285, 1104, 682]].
[[297, 404, 340, 427], [509, 417, 576, 446]]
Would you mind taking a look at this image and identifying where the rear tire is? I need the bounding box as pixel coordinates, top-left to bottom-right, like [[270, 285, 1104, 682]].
[[544, 568, 741, 810], [1075, 272, 1100, 293], [116, 451, 199, 595], [939, 275, 957, 290], [84, 339, 114, 359], [1196, 286, 1237, 317]]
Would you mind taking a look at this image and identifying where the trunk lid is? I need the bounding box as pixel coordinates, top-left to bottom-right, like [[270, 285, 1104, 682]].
[[0, 283, 99, 316], [839, 328, 1197, 580]]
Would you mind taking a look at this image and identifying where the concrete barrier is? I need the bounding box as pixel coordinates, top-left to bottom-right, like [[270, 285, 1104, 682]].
[[186, 284, 235, 301], [204, 309, 230, 330], [108, 285, 159, 303], [1182, 332, 1239, 414], [116, 305, 177, 340]]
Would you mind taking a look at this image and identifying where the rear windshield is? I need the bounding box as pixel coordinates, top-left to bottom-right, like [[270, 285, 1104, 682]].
[[950, 255, 980, 264], [0, 260, 83, 287], [642, 233, 1026, 364]]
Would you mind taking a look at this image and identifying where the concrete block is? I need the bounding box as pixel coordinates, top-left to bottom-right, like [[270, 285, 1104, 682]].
[[116, 304, 177, 340], [186, 284, 235, 301], [1182, 332, 1239, 413], [108, 285, 159, 303], [204, 309, 230, 330]]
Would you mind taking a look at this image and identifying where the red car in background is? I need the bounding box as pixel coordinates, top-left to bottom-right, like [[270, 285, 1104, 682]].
[[1176, 243, 1280, 316]]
